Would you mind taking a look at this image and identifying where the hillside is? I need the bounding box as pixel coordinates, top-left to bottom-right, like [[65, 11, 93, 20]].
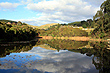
[[38, 23, 58, 29], [68, 19, 93, 28], [27, 24, 39, 29], [0, 19, 58, 30], [28, 23, 58, 29], [68, 21, 81, 26], [40, 25, 88, 37]]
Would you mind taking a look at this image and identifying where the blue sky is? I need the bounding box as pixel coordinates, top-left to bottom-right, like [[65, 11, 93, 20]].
[[0, 0, 105, 26]]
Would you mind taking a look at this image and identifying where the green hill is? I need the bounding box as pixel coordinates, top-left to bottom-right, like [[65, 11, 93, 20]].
[[68, 21, 81, 26], [0, 19, 57, 30], [68, 19, 93, 28], [40, 25, 88, 37], [28, 23, 58, 29], [27, 24, 39, 29]]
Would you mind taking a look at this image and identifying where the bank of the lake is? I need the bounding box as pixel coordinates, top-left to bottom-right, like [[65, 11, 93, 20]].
[[39, 36, 108, 42]]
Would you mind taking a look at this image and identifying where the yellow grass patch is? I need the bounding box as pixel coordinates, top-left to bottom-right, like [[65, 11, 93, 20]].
[[40, 36, 107, 42]]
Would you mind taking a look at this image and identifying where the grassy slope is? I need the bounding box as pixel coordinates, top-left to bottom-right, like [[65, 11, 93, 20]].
[[38, 23, 58, 29], [28, 23, 58, 29], [27, 24, 39, 28], [40, 26, 88, 37]]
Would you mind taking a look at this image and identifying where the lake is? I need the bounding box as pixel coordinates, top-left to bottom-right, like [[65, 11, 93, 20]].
[[0, 39, 110, 73]]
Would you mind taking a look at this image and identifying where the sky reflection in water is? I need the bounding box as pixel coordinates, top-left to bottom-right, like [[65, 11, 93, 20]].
[[0, 46, 98, 73]]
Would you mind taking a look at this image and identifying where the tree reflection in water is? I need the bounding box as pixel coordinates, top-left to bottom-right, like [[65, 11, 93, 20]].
[[91, 42, 110, 73], [38, 39, 110, 73], [68, 41, 110, 73], [0, 41, 37, 57], [0, 39, 110, 73]]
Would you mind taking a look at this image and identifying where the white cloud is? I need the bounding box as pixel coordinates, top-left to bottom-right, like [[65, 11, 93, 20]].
[[13, 0, 104, 26], [0, 0, 105, 26], [17, 13, 67, 26], [0, 47, 98, 73], [0, 2, 20, 10], [21, 0, 103, 26]]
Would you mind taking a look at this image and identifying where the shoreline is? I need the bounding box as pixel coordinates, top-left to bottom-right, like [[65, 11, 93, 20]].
[[39, 36, 108, 42]]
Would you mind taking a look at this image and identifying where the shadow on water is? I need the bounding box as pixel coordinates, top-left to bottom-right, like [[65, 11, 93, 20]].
[[0, 39, 110, 73], [0, 40, 38, 57]]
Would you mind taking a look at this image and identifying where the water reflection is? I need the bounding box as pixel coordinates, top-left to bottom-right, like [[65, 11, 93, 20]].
[[0, 39, 109, 73], [0, 41, 37, 57], [35, 39, 88, 52], [22, 47, 98, 73]]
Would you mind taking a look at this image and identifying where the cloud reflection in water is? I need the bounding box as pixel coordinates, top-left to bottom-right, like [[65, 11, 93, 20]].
[[0, 47, 98, 73]]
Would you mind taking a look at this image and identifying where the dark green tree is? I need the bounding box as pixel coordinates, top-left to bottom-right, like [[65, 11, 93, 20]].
[[92, 0, 110, 39]]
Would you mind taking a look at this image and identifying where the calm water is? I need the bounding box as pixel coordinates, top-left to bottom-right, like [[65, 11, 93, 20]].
[[0, 39, 110, 73]]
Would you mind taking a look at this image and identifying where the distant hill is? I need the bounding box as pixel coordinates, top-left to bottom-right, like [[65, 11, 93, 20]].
[[38, 23, 58, 29], [0, 19, 58, 30], [40, 25, 88, 37], [27, 25, 39, 29], [68, 19, 93, 28], [28, 23, 58, 29], [68, 21, 81, 26]]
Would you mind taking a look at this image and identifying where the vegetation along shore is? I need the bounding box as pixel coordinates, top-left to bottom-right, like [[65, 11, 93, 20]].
[[0, 0, 110, 42]]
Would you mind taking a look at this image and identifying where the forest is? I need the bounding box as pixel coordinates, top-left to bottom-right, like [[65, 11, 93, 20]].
[[0, 19, 38, 42]]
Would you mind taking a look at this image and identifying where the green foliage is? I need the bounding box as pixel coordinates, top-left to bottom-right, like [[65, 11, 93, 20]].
[[101, 0, 110, 17], [17, 21, 22, 25], [0, 20, 38, 42], [92, 0, 110, 39], [0, 41, 36, 57], [40, 25, 88, 37], [68, 19, 93, 28], [68, 21, 81, 26], [82, 24, 87, 28], [57, 23, 61, 29]]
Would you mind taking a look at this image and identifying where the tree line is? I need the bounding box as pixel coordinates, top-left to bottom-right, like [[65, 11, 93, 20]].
[[0, 20, 38, 42]]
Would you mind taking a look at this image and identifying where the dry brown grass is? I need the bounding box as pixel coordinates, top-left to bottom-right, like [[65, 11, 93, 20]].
[[40, 36, 107, 42], [28, 23, 58, 29], [39, 23, 58, 29]]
